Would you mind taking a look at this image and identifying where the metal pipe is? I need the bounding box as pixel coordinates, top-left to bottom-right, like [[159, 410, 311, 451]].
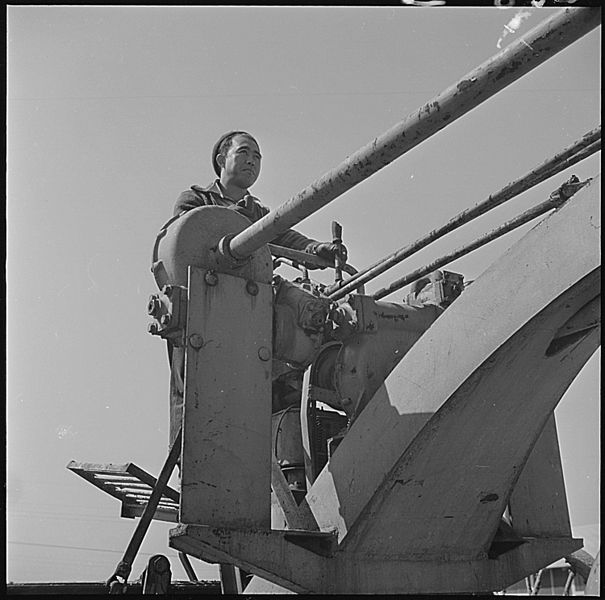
[[372, 177, 591, 300], [328, 128, 600, 299], [178, 553, 198, 582], [225, 8, 600, 261], [106, 428, 182, 589]]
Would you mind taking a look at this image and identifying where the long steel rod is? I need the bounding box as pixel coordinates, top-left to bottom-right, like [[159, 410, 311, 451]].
[[327, 128, 600, 299], [372, 177, 591, 300], [225, 8, 600, 261], [107, 428, 182, 590], [178, 553, 198, 582]]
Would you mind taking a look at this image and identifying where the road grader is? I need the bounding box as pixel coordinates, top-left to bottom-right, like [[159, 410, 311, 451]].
[[68, 7, 601, 595]]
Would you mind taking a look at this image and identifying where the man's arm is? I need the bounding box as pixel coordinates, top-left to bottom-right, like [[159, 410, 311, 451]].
[[273, 228, 319, 253], [252, 200, 347, 265]]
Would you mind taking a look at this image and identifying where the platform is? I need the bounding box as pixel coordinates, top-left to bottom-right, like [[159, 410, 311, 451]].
[[67, 461, 179, 522]]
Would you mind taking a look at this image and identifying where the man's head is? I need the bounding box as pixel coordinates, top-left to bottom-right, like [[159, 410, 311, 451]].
[[212, 131, 262, 190]]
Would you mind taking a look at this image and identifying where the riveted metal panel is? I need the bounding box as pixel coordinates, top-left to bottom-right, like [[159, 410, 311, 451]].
[[180, 267, 272, 528]]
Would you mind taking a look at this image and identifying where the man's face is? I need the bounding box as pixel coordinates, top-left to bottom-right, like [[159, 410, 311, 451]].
[[219, 134, 262, 189]]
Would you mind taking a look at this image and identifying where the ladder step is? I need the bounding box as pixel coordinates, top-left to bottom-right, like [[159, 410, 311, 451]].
[[66, 460, 180, 523]]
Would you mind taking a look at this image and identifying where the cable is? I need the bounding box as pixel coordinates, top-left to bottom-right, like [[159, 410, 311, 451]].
[[7, 540, 156, 556]]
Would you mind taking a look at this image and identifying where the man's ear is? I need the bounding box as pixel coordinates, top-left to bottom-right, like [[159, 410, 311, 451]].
[[216, 152, 226, 171]]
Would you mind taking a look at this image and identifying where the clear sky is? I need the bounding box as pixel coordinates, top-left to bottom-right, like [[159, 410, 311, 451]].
[[7, 5, 600, 584]]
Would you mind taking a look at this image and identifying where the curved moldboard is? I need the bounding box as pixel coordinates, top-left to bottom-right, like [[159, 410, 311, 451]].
[[305, 177, 600, 549]]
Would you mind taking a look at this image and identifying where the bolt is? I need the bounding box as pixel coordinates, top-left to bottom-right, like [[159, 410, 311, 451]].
[[148, 322, 160, 335], [160, 314, 171, 326], [147, 295, 161, 316], [189, 333, 204, 349], [162, 284, 173, 296], [258, 346, 271, 361], [246, 280, 259, 296], [205, 270, 218, 286]]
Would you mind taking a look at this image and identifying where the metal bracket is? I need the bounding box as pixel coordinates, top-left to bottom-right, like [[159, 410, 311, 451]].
[[348, 294, 378, 333], [141, 554, 172, 594], [147, 284, 187, 344]]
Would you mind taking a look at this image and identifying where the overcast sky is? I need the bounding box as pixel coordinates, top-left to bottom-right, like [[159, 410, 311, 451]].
[[7, 5, 600, 584]]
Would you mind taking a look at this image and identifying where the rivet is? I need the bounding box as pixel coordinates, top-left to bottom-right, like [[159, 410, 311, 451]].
[[258, 346, 271, 361], [189, 333, 204, 349], [246, 280, 259, 296]]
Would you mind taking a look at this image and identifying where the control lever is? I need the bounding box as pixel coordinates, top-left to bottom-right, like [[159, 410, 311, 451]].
[[332, 221, 344, 284]]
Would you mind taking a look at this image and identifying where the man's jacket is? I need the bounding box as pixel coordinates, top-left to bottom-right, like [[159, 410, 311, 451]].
[[174, 181, 318, 252]]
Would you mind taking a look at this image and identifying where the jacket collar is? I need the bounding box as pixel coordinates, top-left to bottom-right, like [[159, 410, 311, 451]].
[[193, 180, 256, 208], [192, 180, 223, 195]]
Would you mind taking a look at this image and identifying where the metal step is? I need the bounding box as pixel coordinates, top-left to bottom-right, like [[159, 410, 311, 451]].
[[67, 461, 180, 522]]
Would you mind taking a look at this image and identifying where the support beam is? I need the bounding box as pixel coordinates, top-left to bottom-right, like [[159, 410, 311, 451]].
[[180, 267, 273, 529], [169, 524, 582, 594], [508, 415, 572, 539]]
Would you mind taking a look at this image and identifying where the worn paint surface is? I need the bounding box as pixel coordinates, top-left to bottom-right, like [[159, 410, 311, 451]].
[[180, 268, 273, 529]]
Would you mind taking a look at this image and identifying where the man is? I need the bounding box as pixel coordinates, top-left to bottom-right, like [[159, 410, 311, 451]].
[[173, 130, 347, 265]]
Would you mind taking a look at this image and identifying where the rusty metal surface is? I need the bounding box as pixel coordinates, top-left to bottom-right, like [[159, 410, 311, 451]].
[[66, 461, 180, 522], [329, 127, 600, 300], [226, 8, 600, 261]]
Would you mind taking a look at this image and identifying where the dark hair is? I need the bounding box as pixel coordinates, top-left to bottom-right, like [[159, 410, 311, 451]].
[[212, 130, 256, 176]]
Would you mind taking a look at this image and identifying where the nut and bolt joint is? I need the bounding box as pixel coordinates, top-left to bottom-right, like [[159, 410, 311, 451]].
[[160, 314, 171, 326], [148, 322, 160, 335], [204, 270, 219, 286], [147, 295, 161, 316]]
